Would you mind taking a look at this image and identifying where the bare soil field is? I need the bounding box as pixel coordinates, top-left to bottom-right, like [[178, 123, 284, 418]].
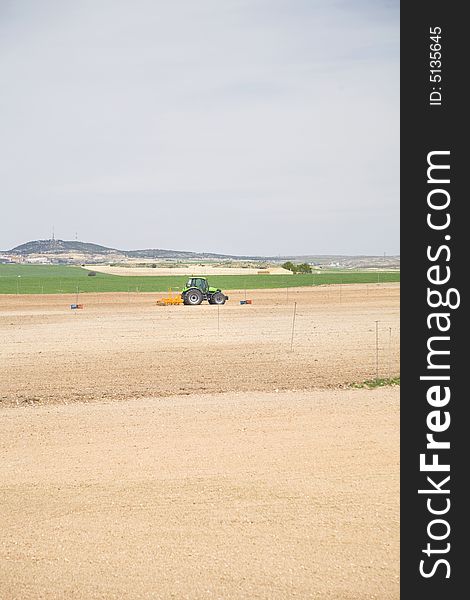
[[0, 284, 399, 406], [83, 265, 292, 276], [0, 388, 399, 600], [0, 284, 399, 599]]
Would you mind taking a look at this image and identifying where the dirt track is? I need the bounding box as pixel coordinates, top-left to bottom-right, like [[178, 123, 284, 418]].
[[0, 285, 399, 599], [0, 284, 399, 406], [0, 388, 399, 600]]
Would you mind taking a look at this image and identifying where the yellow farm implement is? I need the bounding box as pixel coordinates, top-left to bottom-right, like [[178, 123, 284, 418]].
[[156, 288, 183, 306]]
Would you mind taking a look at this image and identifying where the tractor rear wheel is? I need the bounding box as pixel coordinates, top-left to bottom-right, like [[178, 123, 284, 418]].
[[211, 291, 226, 305], [184, 288, 203, 305]]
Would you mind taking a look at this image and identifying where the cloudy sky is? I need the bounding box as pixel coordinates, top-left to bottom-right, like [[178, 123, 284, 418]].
[[0, 0, 399, 255]]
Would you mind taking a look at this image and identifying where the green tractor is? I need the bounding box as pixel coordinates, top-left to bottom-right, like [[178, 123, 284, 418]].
[[181, 277, 229, 306]]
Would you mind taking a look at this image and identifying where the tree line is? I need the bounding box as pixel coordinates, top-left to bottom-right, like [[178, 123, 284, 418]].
[[282, 261, 312, 274]]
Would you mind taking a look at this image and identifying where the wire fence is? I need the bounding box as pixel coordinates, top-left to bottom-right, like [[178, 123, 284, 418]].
[[2, 287, 400, 403]]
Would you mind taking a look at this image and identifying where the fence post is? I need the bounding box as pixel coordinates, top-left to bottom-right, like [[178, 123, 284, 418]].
[[290, 302, 297, 352], [375, 320, 379, 380]]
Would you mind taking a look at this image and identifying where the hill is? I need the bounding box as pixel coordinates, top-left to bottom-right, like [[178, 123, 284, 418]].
[[7, 239, 119, 256], [1, 239, 400, 269], [3, 239, 238, 260]]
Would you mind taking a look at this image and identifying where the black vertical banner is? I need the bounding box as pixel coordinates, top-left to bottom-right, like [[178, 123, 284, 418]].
[[401, 2, 466, 598]]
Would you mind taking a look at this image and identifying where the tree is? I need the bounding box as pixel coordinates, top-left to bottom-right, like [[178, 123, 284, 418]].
[[297, 263, 312, 274], [282, 261, 296, 273], [282, 261, 311, 274]]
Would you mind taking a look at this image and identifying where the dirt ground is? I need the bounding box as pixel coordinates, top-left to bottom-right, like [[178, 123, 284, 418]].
[[0, 388, 399, 600], [0, 284, 399, 406], [83, 265, 292, 276], [0, 285, 399, 599]]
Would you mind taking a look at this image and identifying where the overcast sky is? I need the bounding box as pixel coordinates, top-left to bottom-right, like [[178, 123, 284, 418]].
[[0, 0, 399, 256]]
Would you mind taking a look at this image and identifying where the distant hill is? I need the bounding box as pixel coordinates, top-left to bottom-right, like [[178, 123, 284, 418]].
[[6, 239, 119, 256], [2, 239, 243, 260], [1, 239, 400, 268]]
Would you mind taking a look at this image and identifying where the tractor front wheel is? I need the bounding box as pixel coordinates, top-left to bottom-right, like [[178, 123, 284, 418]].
[[183, 289, 203, 305]]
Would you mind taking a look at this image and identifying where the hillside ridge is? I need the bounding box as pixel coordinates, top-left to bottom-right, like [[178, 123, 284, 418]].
[[1, 239, 400, 268]]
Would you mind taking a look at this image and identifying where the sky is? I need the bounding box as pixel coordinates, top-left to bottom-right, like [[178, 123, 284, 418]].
[[0, 0, 399, 256]]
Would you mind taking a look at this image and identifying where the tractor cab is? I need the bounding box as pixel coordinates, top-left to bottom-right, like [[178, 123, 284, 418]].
[[186, 277, 208, 293]]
